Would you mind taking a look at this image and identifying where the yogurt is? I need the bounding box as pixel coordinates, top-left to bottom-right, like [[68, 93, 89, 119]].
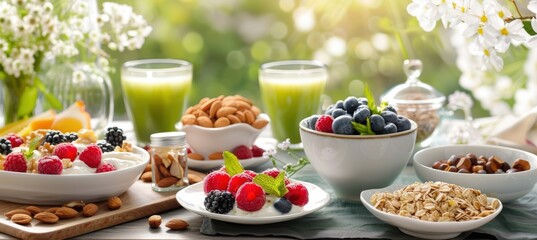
[[62, 151, 144, 175], [230, 195, 304, 216]]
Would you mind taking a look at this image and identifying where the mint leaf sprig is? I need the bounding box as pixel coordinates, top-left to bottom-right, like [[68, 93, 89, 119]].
[[253, 172, 288, 197], [267, 139, 310, 178], [24, 134, 43, 159], [223, 151, 244, 176], [352, 84, 391, 134]]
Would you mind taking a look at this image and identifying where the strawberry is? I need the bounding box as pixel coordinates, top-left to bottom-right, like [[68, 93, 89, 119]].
[[54, 143, 78, 162], [227, 173, 253, 196], [233, 145, 253, 159], [37, 155, 63, 175], [250, 145, 264, 157], [3, 152, 27, 172], [285, 182, 309, 206], [5, 133, 24, 148], [79, 144, 102, 168], [203, 171, 231, 194], [315, 115, 334, 133], [235, 182, 266, 212], [96, 163, 117, 173]]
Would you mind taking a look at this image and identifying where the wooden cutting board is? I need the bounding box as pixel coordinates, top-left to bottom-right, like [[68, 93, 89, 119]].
[[0, 170, 206, 240]]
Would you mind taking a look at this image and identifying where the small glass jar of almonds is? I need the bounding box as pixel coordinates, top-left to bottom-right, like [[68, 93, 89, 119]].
[[150, 132, 188, 192]]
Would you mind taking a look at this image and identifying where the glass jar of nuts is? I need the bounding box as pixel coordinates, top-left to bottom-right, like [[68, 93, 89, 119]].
[[150, 132, 188, 192], [382, 59, 445, 146]]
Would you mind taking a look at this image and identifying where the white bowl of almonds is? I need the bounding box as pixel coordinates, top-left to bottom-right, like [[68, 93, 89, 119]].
[[361, 182, 502, 239], [175, 95, 269, 159]]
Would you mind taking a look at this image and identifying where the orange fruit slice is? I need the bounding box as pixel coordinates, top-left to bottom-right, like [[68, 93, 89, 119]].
[[0, 110, 55, 137], [50, 100, 92, 133]]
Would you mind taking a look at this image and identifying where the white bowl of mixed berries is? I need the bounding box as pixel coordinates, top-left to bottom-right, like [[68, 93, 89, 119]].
[[299, 93, 417, 201], [176, 152, 330, 224], [0, 127, 149, 205]]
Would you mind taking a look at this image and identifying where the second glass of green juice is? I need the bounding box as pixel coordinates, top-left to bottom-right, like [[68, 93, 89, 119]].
[[259, 60, 327, 144], [121, 59, 192, 145]]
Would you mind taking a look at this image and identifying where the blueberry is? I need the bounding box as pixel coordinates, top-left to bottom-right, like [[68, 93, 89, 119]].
[[335, 100, 345, 110], [370, 114, 386, 134], [307, 115, 320, 130], [332, 115, 356, 135], [395, 116, 411, 132], [380, 111, 398, 123], [383, 122, 397, 134], [325, 108, 334, 116], [274, 197, 292, 214], [353, 107, 370, 124], [343, 97, 359, 114], [331, 109, 348, 119], [357, 97, 368, 106], [384, 105, 397, 114]]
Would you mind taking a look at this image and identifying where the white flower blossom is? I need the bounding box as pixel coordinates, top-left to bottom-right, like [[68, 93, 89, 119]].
[[277, 138, 291, 151], [448, 90, 473, 110]]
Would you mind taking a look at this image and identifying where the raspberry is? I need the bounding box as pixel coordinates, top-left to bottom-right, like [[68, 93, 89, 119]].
[[250, 145, 265, 157], [227, 173, 253, 196], [315, 115, 334, 133], [262, 168, 290, 185], [233, 145, 253, 159], [37, 155, 63, 175], [96, 163, 117, 173], [3, 152, 27, 172], [79, 144, 102, 168], [243, 170, 257, 178], [204, 190, 235, 214], [54, 143, 78, 162], [5, 133, 24, 148], [203, 171, 231, 194], [285, 183, 309, 207], [236, 182, 266, 212]]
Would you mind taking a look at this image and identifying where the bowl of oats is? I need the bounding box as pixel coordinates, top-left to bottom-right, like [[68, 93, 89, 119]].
[[361, 182, 502, 239], [413, 145, 537, 202], [0, 128, 149, 205]]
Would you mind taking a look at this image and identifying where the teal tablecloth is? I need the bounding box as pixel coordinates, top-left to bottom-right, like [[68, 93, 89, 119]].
[[200, 167, 537, 239]]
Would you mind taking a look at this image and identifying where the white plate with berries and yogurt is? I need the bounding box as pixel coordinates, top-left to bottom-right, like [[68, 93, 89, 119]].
[[177, 152, 330, 224], [0, 127, 149, 205]]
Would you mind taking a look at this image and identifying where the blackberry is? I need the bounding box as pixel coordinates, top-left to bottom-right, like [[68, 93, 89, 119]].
[[105, 126, 126, 147], [44, 131, 67, 145], [65, 132, 79, 142], [204, 190, 235, 214], [0, 138, 12, 155], [97, 141, 115, 153]]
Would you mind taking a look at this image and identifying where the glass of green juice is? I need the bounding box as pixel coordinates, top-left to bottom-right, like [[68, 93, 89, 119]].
[[259, 60, 327, 145], [121, 59, 192, 145]]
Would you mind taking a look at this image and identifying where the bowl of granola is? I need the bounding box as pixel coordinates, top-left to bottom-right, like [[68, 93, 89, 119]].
[[0, 128, 149, 205]]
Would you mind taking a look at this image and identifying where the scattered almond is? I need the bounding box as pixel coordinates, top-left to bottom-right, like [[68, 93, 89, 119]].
[[107, 196, 122, 210], [34, 212, 59, 224], [82, 203, 98, 217], [188, 153, 204, 160], [25, 206, 43, 216], [148, 215, 162, 228], [157, 177, 179, 188], [4, 209, 31, 219], [11, 214, 32, 225], [54, 207, 78, 219], [144, 163, 152, 173], [165, 218, 189, 230], [63, 200, 85, 211], [141, 171, 152, 182], [188, 173, 203, 184], [45, 207, 60, 214], [208, 152, 223, 160]]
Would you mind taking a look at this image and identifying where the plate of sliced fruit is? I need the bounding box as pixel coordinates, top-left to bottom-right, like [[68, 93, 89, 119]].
[[177, 151, 330, 224]]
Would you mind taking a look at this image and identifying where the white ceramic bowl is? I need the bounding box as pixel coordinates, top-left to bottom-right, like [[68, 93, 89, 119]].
[[175, 114, 269, 158], [414, 145, 537, 202], [299, 118, 417, 201], [360, 185, 502, 239], [0, 146, 149, 205]]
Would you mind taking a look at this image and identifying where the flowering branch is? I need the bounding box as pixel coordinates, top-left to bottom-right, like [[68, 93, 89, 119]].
[[265, 139, 310, 178]]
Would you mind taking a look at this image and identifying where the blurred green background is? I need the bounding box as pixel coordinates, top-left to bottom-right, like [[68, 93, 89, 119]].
[[104, 0, 468, 119]]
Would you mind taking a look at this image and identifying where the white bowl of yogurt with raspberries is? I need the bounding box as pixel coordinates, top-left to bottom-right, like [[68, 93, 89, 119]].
[[0, 127, 149, 205], [176, 152, 330, 224]]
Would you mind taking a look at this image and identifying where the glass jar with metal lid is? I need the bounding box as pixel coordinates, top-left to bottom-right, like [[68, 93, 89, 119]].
[[150, 131, 188, 192]]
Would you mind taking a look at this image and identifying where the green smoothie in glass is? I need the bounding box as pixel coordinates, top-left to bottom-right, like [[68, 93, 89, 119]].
[[122, 59, 192, 145], [259, 61, 327, 144]]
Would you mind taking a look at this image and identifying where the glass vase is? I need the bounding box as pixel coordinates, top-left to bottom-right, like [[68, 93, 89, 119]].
[[42, 63, 113, 135]]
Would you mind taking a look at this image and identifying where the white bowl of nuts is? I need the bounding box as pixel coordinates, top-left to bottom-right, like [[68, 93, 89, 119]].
[[361, 182, 502, 239], [413, 145, 537, 202], [175, 95, 270, 159]]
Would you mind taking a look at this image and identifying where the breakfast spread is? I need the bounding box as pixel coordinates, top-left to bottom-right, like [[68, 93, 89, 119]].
[[431, 153, 531, 174], [0, 127, 143, 175], [305, 93, 412, 135], [371, 181, 500, 222], [202, 152, 309, 216]]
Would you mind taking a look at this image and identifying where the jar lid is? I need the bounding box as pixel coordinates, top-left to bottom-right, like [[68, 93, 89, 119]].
[[150, 132, 186, 147], [382, 59, 445, 106]]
